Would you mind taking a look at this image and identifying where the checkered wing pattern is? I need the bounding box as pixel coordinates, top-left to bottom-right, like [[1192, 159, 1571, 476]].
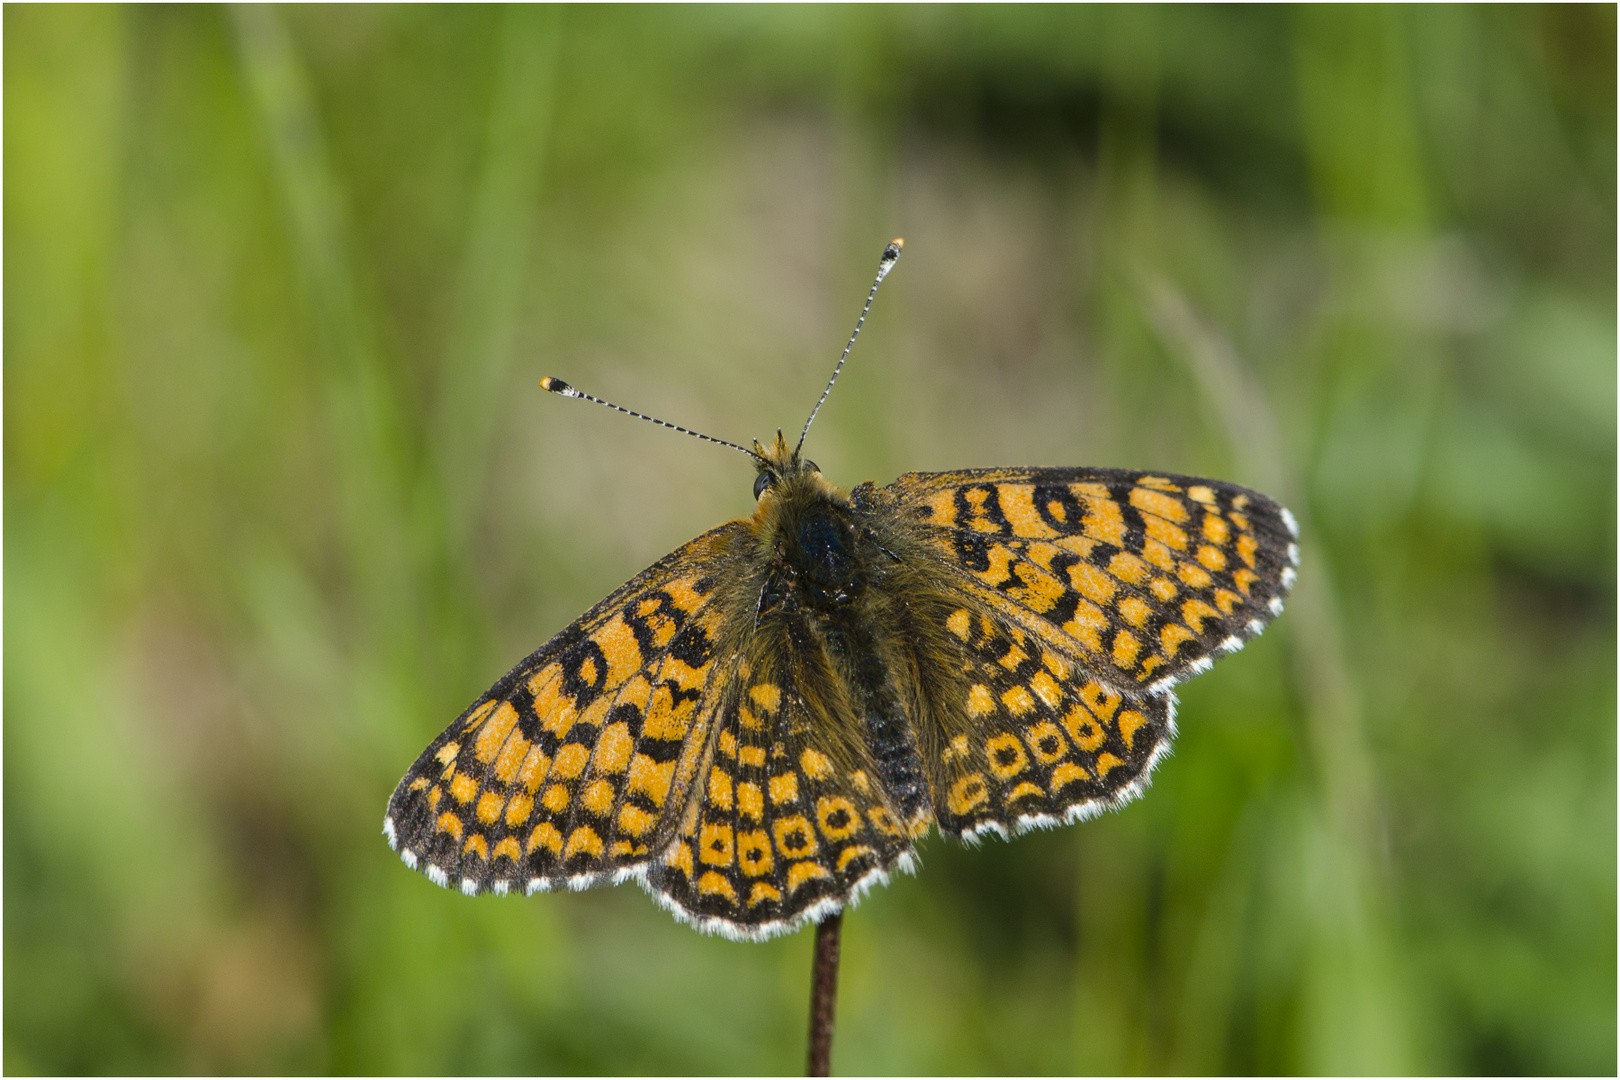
[[645, 653, 918, 939], [877, 467, 1298, 836], [384, 523, 751, 897]]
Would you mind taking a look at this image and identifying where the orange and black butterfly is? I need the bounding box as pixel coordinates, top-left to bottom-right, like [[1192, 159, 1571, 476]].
[[384, 240, 1299, 940]]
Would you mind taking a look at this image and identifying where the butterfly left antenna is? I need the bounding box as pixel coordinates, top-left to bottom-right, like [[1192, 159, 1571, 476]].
[[795, 238, 903, 457], [540, 377, 765, 464]]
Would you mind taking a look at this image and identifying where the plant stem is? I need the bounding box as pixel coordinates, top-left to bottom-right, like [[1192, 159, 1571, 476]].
[[806, 911, 843, 1076]]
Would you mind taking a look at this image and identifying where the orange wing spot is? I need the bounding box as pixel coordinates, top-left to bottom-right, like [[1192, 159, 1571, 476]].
[[1069, 561, 1117, 606], [436, 811, 465, 841], [718, 730, 738, 759], [999, 484, 1059, 537], [925, 491, 957, 527], [986, 733, 1030, 779], [609, 840, 636, 858], [1232, 494, 1251, 510], [1061, 597, 1107, 654], [463, 833, 489, 861], [664, 839, 694, 878], [1232, 567, 1259, 595], [946, 608, 973, 640], [739, 745, 766, 769], [1139, 475, 1179, 491], [1229, 511, 1251, 531], [975, 544, 1018, 587], [737, 705, 763, 731], [1001, 684, 1036, 716], [699, 821, 735, 866], [1117, 595, 1152, 628], [1050, 760, 1091, 791], [551, 742, 590, 780], [1081, 493, 1127, 547], [800, 748, 834, 780], [837, 845, 876, 873], [1029, 669, 1064, 709], [1197, 545, 1227, 571], [948, 773, 989, 814], [816, 796, 861, 841], [707, 766, 733, 811], [642, 684, 691, 741], [749, 682, 782, 714], [593, 722, 634, 775], [1007, 563, 1069, 617], [476, 791, 504, 825], [1024, 720, 1070, 764], [1078, 680, 1121, 720], [1062, 703, 1107, 751], [527, 821, 563, 855], [1237, 532, 1258, 569], [1161, 622, 1197, 657], [1178, 560, 1214, 589], [427, 786, 443, 809], [516, 746, 551, 793], [1094, 752, 1125, 779], [1214, 588, 1243, 616], [618, 804, 655, 838], [1131, 486, 1190, 523], [1112, 629, 1142, 671], [582, 779, 615, 817], [1181, 598, 1220, 634], [849, 770, 873, 794], [748, 881, 783, 906], [541, 784, 570, 813], [769, 772, 800, 805], [737, 829, 774, 876], [867, 806, 904, 837], [504, 793, 534, 828], [943, 734, 971, 762], [1138, 655, 1165, 680], [627, 754, 675, 805], [492, 836, 522, 863], [450, 773, 479, 805], [593, 616, 645, 685], [460, 701, 497, 732], [697, 870, 739, 901], [1107, 550, 1150, 585], [409, 777, 430, 792], [1143, 538, 1178, 573], [564, 825, 603, 861], [493, 732, 532, 785], [966, 683, 997, 718], [1117, 710, 1150, 751], [773, 816, 819, 858], [1202, 513, 1231, 545], [1188, 485, 1218, 505], [474, 701, 521, 763], [1007, 780, 1044, 804], [998, 643, 1029, 671], [436, 741, 463, 767], [1145, 515, 1190, 552], [786, 860, 831, 894], [737, 781, 764, 822], [531, 675, 578, 739], [1150, 575, 1179, 602]]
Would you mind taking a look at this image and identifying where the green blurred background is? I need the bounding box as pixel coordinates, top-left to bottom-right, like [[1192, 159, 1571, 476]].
[[6, 5, 1614, 1074]]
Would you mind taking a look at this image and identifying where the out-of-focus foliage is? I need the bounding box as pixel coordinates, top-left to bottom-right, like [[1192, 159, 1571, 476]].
[[5, 6, 1613, 1075]]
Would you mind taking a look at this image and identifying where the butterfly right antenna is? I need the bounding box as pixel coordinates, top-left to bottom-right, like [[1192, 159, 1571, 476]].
[[795, 238, 903, 457]]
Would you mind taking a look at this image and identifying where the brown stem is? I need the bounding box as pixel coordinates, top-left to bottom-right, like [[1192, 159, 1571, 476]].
[[806, 911, 843, 1076]]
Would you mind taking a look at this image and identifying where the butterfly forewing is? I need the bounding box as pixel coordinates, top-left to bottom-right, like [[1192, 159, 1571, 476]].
[[883, 468, 1299, 694], [385, 523, 754, 896]]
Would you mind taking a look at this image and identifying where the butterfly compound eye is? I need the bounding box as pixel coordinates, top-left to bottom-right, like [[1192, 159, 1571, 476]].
[[753, 472, 774, 500]]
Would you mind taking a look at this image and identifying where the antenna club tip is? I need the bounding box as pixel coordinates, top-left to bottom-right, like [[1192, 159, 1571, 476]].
[[889, 238, 904, 251], [540, 377, 576, 396]]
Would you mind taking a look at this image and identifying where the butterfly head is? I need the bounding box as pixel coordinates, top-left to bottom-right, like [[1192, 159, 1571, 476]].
[[751, 429, 831, 504]]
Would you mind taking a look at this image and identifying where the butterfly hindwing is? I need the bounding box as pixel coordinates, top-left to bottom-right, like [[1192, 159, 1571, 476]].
[[645, 633, 920, 939], [384, 523, 754, 896], [883, 467, 1299, 694]]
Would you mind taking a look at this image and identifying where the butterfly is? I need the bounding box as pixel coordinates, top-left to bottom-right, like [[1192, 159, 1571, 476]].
[[384, 240, 1299, 941]]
